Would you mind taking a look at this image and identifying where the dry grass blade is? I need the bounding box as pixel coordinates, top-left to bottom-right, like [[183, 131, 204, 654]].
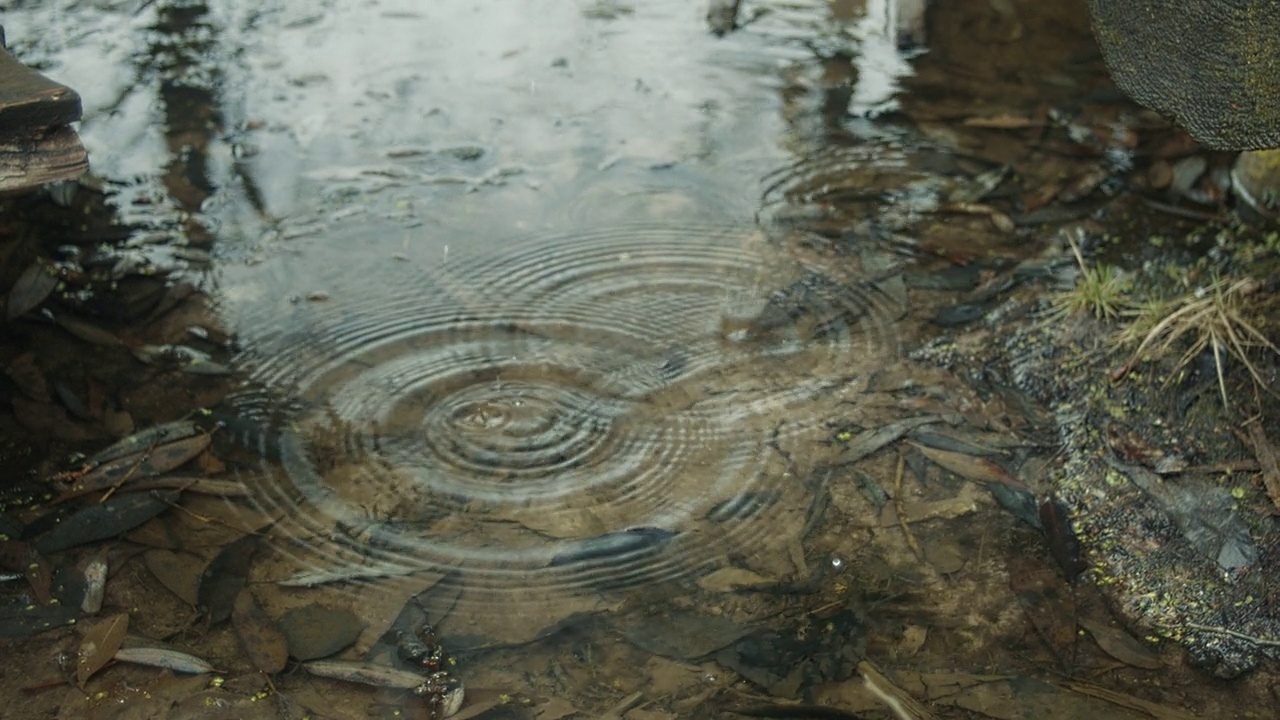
[[1120, 277, 1280, 407]]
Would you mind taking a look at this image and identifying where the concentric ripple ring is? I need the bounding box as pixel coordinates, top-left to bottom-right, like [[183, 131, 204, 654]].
[[223, 223, 903, 595]]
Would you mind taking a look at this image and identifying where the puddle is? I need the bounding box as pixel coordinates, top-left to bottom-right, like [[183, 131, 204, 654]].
[[2, 0, 1279, 718]]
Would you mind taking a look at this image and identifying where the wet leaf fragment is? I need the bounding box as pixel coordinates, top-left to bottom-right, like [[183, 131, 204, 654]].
[[197, 534, 262, 624], [114, 646, 217, 674], [59, 432, 211, 501], [302, 659, 428, 689], [86, 421, 203, 467], [77, 612, 128, 688], [911, 443, 1027, 490], [6, 260, 58, 320], [232, 588, 289, 674], [145, 549, 202, 606], [280, 604, 365, 661], [1077, 617, 1162, 669], [32, 490, 179, 554]]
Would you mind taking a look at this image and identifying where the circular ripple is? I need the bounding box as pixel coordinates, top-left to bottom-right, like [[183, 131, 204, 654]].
[[224, 223, 902, 598]]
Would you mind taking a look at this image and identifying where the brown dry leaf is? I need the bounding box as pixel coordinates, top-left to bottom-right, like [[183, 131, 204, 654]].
[[232, 588, 289, 674], [77, 612, 129, 689], [1077, 617, 1162, 669], [912, 443, 1027, 489], [6, 260, 58, 321]]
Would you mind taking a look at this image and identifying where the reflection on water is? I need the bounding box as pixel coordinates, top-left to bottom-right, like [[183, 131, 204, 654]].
[[3, 0, 954, 708]]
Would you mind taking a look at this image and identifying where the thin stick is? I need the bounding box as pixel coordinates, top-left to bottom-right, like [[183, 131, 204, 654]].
[[893, 451, 924, 561]]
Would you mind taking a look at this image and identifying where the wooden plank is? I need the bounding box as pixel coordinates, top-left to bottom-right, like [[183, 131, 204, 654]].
[[0, 36, 82, 130], [0, 125, 88, 192], [0, 29, 88, 191]]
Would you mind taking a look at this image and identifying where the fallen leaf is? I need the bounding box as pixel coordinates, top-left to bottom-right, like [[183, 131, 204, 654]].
[[145, 549, 202, 606], [1077, 617, 1162, 669], [0, 540, 53, 604], [280, 605, 365, 661], [7, 260, 58, 320], [77, 612, 129, 688], [232, 589, 289, 674], [114, 646, 216, 674], [32, 490, 179, 554], [5, 353, 49, 401], [912, 443, 1027, 489], [197, 534, 262, 624], [60, 432, 212, 501]]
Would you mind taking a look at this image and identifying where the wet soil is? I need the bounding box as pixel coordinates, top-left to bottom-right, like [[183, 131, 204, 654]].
[[1, 0, 1278, 719]]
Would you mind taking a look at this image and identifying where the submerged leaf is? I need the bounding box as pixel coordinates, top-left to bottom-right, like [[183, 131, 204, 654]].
[[7, 260, 58, 321], [32, 490, 179, 554], [77, 612, 129, 688], [232, 589, 289, 674], [60, 432, 211, 501], [114, 646, 216, 674], [303, 659, 427, 689], [912, 443, 1027, 489], [1078, 617, 1162, 669], [145, 549, 202, 606], [197, 535, 263, 624], [280, 605, 365, 661]]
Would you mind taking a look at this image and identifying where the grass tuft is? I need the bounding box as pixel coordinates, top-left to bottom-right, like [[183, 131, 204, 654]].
[[1116, 276, 1280, 407], [1046, 239, 1133, 322]]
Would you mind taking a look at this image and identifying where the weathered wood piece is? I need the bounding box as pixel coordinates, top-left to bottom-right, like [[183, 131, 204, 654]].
[[0, 27, 88, 191]]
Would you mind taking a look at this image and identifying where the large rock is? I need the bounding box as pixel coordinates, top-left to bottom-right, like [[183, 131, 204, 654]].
[[1088, 0, 1280, 150]]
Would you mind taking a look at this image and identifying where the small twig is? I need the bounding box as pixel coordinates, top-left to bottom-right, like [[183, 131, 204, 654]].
[[1184, 622, 1280, 648], [893, 451, 924, 561], [598, 691, 644, 720]]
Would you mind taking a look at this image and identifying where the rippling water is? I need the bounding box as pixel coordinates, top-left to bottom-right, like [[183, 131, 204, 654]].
[[8, 0, 918, 615], [171, 0, 920, 605], [224, 220, 902, 601]]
